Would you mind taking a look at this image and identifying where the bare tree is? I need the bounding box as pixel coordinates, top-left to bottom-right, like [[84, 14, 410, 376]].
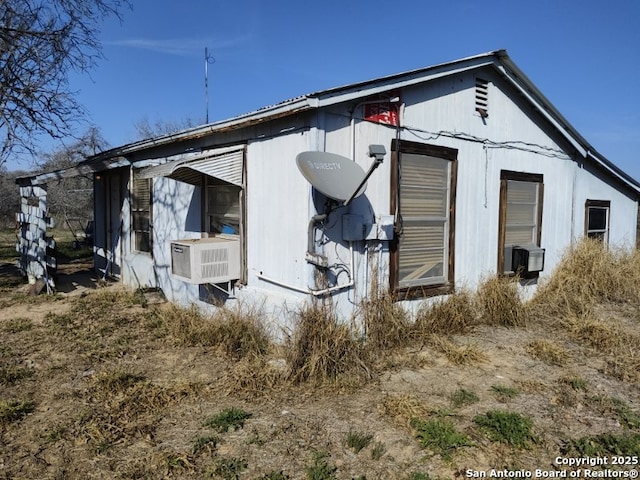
[[0, 0, 130, 166], [36, 126, 109, 225], [134, 116, 202, 140]]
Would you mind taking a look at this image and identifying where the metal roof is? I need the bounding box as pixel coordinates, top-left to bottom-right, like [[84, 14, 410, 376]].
[[18, 50, 640, 194]]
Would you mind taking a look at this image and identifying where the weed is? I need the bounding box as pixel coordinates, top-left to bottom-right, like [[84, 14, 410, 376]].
[[428, 336, 487, 365], [558, 375, 587, 391], [562, 432, 640, 456], [527, 339, 568, 366], [256, 472, 291, 480], [360, 286, 411, 351], [406, 474, 441, 480], [286, 301, 370, 386], [410, 417, 471, 460], [2, 317, 33, 333], [451, 388, 480, 407], [490, 385, 520, 402], [371, 441, 386, 460], [532, 239, 640, 317], [381, 394, 430, 428], [610, 398, 640, 429], [203, 407, 252, 433], [476, 276, 526, 327], [305, 451, 337, 480], [414, 289, 477, 336], [208, 456, 247, 479], [0, 366, 34, 385], [344, 428, 373, 453], [160, 302, 270, 359], [92, 368, 146, 394], [165, 452, 193, 472], [0, 400, 35, 424], [192, 434, 218, 455], [473, 410, 536, 448]]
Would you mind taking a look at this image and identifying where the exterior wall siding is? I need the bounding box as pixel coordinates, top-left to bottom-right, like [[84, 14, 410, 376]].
[[91, 65, 639, 329]]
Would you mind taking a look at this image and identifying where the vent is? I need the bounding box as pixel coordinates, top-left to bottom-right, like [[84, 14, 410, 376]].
[[475, 77, 489, 118]]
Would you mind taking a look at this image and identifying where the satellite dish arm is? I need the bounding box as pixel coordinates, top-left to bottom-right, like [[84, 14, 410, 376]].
[[344, 145, 386, 206]]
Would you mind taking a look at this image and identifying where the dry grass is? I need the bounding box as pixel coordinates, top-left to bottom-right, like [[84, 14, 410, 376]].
[[426, 335, 488, 365], [532, 239, 640, 317], [527, 339, 569, 366], [476, 275, 527, 327], [380, 394, 430, 429], [414, 289, 477, 335], [159, 301, 270, 360], [286, 301, 371, 386], [360, 287, 412, 351]]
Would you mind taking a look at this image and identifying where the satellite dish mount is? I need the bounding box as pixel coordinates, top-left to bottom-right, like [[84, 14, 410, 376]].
[[296, 145, 386, 266]]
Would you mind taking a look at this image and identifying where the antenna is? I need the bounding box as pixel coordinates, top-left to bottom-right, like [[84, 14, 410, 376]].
[[204, 47, 216, 123]]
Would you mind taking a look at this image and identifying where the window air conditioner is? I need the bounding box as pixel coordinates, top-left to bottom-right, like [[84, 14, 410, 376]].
[[509, 244, 545, 275], [170, 237, 240, 284]]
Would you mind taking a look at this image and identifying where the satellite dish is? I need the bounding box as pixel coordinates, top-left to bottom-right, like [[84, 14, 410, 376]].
[[296, 151, 367, 202]]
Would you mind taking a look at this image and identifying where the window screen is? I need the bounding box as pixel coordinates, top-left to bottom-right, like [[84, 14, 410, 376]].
[[131, 176, 152, 253]]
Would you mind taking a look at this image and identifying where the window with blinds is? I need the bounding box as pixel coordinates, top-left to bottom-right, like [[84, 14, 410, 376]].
[[131, 176, 152, 253], [505, 180, 539, 246], [498, 171, 543, 274], [391, 139, 457, 296], [398, 154, 450, 287]]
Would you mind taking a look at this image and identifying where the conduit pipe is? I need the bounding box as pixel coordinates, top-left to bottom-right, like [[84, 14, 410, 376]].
[[256, 242, 355, 297]]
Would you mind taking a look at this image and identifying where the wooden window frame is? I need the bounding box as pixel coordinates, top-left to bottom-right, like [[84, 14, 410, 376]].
[[390, 139, 458, 299], [585, 199, 610, 243], [131, 175, 153, 255], [497, 170, 544, 275], [202, 175, 247, 285]]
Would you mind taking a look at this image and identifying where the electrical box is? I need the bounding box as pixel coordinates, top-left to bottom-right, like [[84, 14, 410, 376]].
[[365, 214, 395, 240], [507, 244, 545, 276], [342, 214, 365, 241], [171, 236, 241, 284]]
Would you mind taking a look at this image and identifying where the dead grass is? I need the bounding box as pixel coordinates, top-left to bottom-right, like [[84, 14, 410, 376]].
[[159, 301, 270, 360], [532, 239, 640, 317], [414, 289, 477, 335], [426, 335, 488, 365], [286, 301, 371, 386], [527, 339, 569, 366], [476, 275, 527, 327], [360, 287, 412, 351]]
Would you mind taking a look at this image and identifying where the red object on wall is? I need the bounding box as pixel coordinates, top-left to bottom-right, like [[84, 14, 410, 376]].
[[364, 102, 399, 126]]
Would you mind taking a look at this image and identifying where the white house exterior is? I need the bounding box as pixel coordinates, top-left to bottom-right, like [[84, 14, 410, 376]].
[[18, 50, 640, 330]]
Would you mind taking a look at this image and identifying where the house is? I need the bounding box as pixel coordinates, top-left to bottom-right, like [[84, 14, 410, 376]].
[[17, 50, 640, 330]]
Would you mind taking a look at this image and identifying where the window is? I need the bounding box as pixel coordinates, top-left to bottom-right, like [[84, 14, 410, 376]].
[[131, 175, 152, 253], [390, 139, 457, 297], [205, 179, 241, 236], [498, 170, 544, 274], [585, 200, 610, 242]]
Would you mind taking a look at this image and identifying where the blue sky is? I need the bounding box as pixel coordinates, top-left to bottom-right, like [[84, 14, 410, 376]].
[[9, 0, 640, 181]]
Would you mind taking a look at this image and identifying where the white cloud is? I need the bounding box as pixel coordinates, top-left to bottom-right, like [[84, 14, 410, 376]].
[[104, 34, 253, 56]]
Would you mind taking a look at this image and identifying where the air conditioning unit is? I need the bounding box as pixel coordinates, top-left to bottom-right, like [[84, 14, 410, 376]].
[[507, 244, 545, 276], [170, 237, 240, 284]]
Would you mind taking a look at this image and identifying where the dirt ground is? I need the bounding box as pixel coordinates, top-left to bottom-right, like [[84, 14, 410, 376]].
[[1, 256, 639, 479]]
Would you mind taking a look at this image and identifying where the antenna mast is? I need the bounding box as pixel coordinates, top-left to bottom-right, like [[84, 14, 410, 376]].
[[204, 47, 215, 123]]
